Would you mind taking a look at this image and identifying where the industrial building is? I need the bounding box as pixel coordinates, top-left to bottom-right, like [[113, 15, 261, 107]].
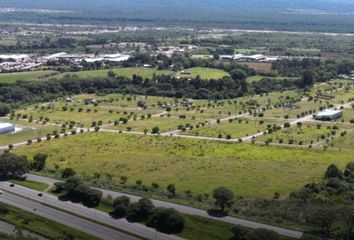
[[0, 122, 15, 134], [314, 109, 343, 121]]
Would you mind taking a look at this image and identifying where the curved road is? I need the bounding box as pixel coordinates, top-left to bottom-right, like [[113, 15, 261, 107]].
[[0, 191, 139, 240], [26, 174, 303, 239]]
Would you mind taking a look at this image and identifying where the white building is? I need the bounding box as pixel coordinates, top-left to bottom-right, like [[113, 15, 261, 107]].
[[0, 122, 15, 134], [314, 109, 343, 121]]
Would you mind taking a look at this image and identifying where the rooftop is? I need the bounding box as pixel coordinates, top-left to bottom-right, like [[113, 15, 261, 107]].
[[315, 109, 342, 117], [0, 122, 14, 128]]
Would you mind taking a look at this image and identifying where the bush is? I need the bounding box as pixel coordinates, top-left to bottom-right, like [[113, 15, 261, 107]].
[[147, 208, 185, 234], [61, 168, 76, 178]]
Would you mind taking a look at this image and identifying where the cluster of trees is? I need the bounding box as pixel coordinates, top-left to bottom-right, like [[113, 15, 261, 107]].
[[291, 162, 354, 202], [54, 177, 103, 207], [272, 59, 354, 82], [0, 103, 10, 117], [110, 196, 185, 234], [0, 153, 29, 180]]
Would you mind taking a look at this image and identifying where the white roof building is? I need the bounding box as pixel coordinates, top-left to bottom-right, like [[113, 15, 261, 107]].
[[314, 109, 343, 121], [0, 122, 15, 134]]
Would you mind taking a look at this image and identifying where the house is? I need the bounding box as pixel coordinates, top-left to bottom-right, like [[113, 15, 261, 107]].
[[0, 122, 15, 134], [314, 109, 343, 121]]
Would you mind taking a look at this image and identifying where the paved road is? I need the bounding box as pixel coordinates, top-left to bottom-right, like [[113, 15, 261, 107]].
[[27, 174, 303, 239], [0, 182, 184, 240], [0, 191, 139, 240], [0, 220, 48, 240]]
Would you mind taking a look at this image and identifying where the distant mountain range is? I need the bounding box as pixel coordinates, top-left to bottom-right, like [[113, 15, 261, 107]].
[[2, 0, 354, 32], [1, 0, 354, 14]]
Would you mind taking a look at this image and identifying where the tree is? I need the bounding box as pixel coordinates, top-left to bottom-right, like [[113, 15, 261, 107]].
[[338, 205, 354, 239], [113, 196, 130, 208], [344, 162, 354, 177], [230, 226, 248, 240], [325, 164, 343, 179], [126, 198, 154, 222], [0, 153, 29, 180], [213, 187, 234, 212], [61, 168, 76, 178], [147, 208, 185, 234], [151, 126, 160, 134], [307, 207, 336, 238], [167, 184, 176, 196], [0, 204, 9, 216], [32, 153, 48, 171], [0, 103, 10, 117], [301, 69, 316, 87], [112, 203, 128, 218], [246, 229, 281, 240], [230, 69, 247, 81]]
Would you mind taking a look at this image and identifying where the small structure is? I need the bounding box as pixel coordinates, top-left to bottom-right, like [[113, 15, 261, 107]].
[[180, 70, 191, 75], [66, 97, 74, 103], [314, 109, 343, 121], [0, 122, 15, 134]]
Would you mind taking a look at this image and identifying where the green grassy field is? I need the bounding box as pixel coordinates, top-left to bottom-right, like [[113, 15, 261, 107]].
[[330, 130, 354, 149], [9, 179, 49, 191], [183, 118, 284, 139], [107, 115, 204, 133], [0, 70, 56, 84], [14, 132, 354, 198], [58, 67, 173, 79], [257, 122, 352, 145], [16, 95, 164, 127], [246, 75, 298, 83], [177, 67, 230, 80]]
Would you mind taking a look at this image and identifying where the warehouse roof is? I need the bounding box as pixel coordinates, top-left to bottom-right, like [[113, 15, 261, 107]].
[[315, 109, 342, 117]]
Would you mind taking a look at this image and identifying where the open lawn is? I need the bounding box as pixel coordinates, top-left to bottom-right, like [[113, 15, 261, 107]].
[[246, 75, 298, 83], [177, 67, 230, 80], [257, 122, 352, 145], [17, 95, 165, 127], [331, 130, 354, 149], [58, 67, 173, 79], [183, 118, 284, 139], [106, 115, 204, 133], [14, 132, 354, 198], [0, 70, 56, 84]]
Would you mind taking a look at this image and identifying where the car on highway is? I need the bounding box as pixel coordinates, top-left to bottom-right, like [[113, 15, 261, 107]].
[[0, 190, 3, 194]]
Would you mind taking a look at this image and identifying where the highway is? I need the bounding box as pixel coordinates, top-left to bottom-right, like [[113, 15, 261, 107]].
[[27, 174, 304, 239], [0, 182, 184, 240], [0, 191, 139, 240], [0, 220, 48, 240]]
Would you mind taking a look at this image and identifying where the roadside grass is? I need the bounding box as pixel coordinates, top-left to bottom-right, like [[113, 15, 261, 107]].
[[183, 118, 284, 139], [14, 132, 354, 199], [57, 67, 173, 79], [0, 203, 99, 240], [0, 70, 56, 84], [9, 180, 49, 191], [176, 67, 230, 80]]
